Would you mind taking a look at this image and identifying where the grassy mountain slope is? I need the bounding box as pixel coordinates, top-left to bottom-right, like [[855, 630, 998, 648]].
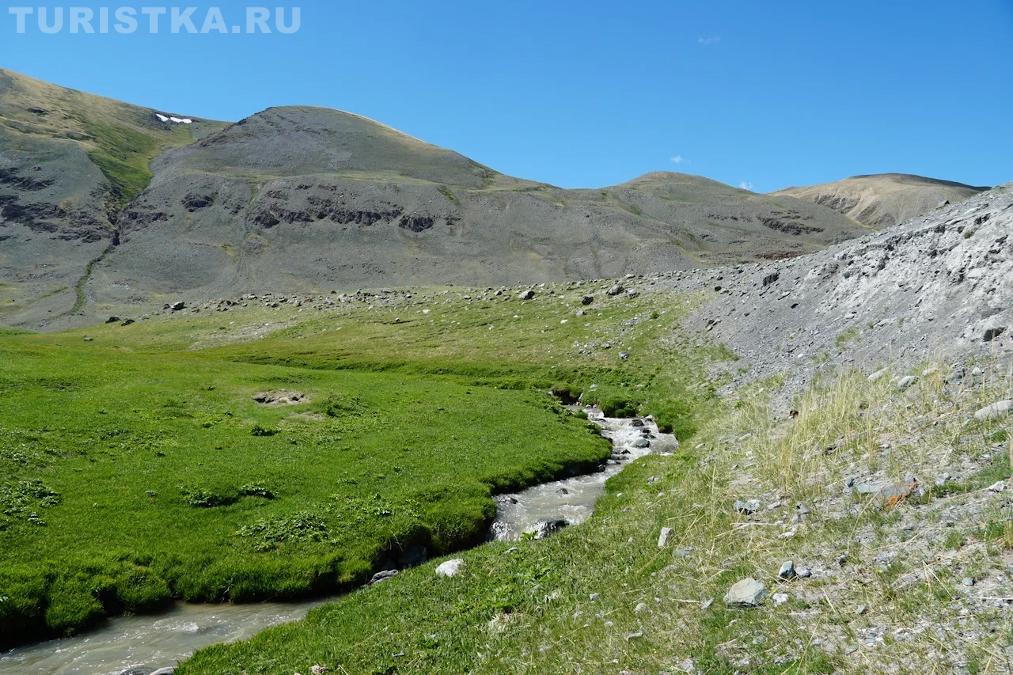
[[774, 173, 987, 228]]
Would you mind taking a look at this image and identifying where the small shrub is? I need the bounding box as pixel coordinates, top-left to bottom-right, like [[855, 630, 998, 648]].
[[250, 424, 278, 437], [239, 484, 275, 499], [180, 486, 237, 508]]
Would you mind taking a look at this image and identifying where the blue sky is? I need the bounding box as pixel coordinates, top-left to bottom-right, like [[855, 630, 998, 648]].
[[2, 0, 1011, 191]]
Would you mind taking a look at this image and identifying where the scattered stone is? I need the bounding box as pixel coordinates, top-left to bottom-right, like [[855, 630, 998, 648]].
[[778, 560, 796, 580], [589, 593, 600, 601], [518, 289, 535, 300], [868, 367, 890, 383], [369, 569, 398, 584], [580, 295, 594, 305], [986, 480, 1006, 493], [105, 316, 120, 324], [772, 592, 789, 606], [734, 499, 761, 515], [634, 602, 648, 614], [797, 566, 812, 578], [310, 666, 328, 675], [856, 604, 867, 616], [895, 375, 918, 391], [974, 400, 1012, 421], [700, 598, 714, 610], [657, 527, 673, 548], [625, 631, 644, 641], [962, 576, 976, 587], [529, 518, 569, 539], [168, 301, 186, 311], [724, 577, 767, 607], [606, 283, 625, 296], [632, 438, 650, 449], [252, 391, 308, 406], [435, 559, 465, 578]]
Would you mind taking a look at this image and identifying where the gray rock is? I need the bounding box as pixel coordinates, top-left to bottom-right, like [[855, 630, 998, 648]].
[[724, 578, 767, 607], [580, 295, 594, 305], [435, 559, 465, 577], [961, 576, 976, 587], [778, 560, 796, 580], [734, 499, 761, 515], [518, 289, 535, 300], [868, 367, 890, 382], [606, 283, 625, 296], [974, 400, 1012, 422], [895, 375, 919, 390], [529, 518, 568, 539], [771, 592, 789, 606], [369, 569, 398, 584], [657, 527, 673, 548], [632, 438, 650, 449]]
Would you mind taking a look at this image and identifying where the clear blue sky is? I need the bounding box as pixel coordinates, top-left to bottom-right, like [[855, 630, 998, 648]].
[[2, 0, 1011, 191]]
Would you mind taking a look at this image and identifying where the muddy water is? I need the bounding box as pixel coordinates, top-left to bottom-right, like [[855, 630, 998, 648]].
[[0, 408, 676, 674], [0, 599, 331, 675]]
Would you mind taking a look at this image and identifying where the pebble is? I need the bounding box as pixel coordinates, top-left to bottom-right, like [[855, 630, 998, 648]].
[[657, 527, 673, 548]]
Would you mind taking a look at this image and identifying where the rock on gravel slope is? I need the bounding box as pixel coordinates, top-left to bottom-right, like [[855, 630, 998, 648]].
[[775, 173, 987, 228]]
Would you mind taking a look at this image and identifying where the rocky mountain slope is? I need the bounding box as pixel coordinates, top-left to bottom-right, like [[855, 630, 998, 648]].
[[88, 107, 869, 319], [0, 68, 224, 326], [0, 70, 870, 330], [658, 182, 1011, 395], [775, 173, 986, 228]]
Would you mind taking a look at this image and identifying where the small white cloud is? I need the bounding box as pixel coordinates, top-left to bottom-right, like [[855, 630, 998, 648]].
[[670, 154, 686, 165], [739, 181, 754, 191], [697, 35, 721, 46]]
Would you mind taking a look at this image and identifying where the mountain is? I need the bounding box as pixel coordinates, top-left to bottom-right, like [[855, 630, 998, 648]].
[[97, 106, 873, 312], [774, 173, 987, 228], [0, 69, 974, 329], [0, 68, 225, 325]]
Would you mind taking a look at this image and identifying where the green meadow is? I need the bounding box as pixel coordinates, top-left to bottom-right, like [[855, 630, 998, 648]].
[[0, 284, 727, 648]]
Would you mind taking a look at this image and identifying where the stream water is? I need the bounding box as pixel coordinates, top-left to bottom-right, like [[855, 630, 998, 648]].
[[0, 408, 677, 675]]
